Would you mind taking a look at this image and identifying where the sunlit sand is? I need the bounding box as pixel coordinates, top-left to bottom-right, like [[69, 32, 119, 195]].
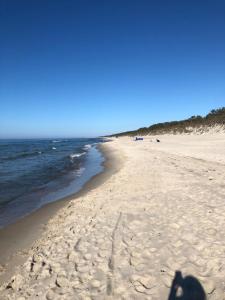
[[1, 133, 225, 299]]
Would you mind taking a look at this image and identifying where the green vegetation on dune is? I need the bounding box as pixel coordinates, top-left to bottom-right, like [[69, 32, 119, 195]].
[[110, 107, 225, 137]]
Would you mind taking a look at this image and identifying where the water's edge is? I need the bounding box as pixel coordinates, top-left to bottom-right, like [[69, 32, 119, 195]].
[[0, 142, 122, 284], [0, 144, 104, 229]]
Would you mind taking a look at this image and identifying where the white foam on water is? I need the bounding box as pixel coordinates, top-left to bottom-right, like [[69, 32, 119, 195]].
[[84, 144, 92, 150], [70, 152, 86, 159], [52, 140, 61, 143]]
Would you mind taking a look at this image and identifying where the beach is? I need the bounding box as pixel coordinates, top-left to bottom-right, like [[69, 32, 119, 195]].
[[1, 133, 225, 299]]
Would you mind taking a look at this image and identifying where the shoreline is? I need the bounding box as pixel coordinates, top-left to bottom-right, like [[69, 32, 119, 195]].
[[1, 134, 225, 299], [0, 142, 122, 285]]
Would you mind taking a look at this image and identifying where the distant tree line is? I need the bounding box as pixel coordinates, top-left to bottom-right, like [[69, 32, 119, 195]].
[[109, 107, 225, 137]]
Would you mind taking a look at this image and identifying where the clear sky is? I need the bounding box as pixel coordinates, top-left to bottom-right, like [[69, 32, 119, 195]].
[[0, 0, 224, 138]]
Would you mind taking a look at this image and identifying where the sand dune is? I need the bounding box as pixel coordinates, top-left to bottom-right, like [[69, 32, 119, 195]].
[[1, 134, 225, 299]]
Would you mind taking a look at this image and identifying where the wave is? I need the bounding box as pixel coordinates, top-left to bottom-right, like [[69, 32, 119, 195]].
[[84, 144, 92, 150], [52, 140, 61, 143], [69, 152, 86, 159], [1, 151, 42, 161], [52, 147, 57, 150]]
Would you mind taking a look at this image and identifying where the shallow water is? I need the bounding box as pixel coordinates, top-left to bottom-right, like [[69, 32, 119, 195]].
[[0, 138, 105, 228]]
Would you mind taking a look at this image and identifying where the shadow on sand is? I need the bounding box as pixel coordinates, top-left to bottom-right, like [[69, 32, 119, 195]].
[[168, 271, 206, 300]]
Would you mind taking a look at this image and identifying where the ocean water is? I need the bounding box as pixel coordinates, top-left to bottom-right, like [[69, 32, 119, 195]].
[[0, 138, 105, 228]]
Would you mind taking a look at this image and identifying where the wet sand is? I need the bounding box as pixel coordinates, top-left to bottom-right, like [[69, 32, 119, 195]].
[[1, 134, 225, 299]]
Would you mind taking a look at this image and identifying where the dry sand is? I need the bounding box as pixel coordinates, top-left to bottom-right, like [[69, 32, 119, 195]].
[[1, 134, 225, 299]]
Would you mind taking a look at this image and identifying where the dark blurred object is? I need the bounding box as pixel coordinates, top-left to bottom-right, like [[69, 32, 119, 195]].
[[135, 137, 144, 141], [168, 271, 206, 300]]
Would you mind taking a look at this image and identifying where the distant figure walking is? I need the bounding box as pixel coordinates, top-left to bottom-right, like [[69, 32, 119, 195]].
[[135, 137, 144, 141]]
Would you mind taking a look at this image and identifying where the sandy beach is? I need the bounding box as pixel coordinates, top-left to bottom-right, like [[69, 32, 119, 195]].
[[1, 134, 225, 299]]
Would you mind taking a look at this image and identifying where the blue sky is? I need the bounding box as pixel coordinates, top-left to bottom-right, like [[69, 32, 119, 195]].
[[0, 0, 224, 138]]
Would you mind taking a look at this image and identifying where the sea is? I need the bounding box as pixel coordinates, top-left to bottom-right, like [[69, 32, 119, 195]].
[[0, 138, 106, 228]]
